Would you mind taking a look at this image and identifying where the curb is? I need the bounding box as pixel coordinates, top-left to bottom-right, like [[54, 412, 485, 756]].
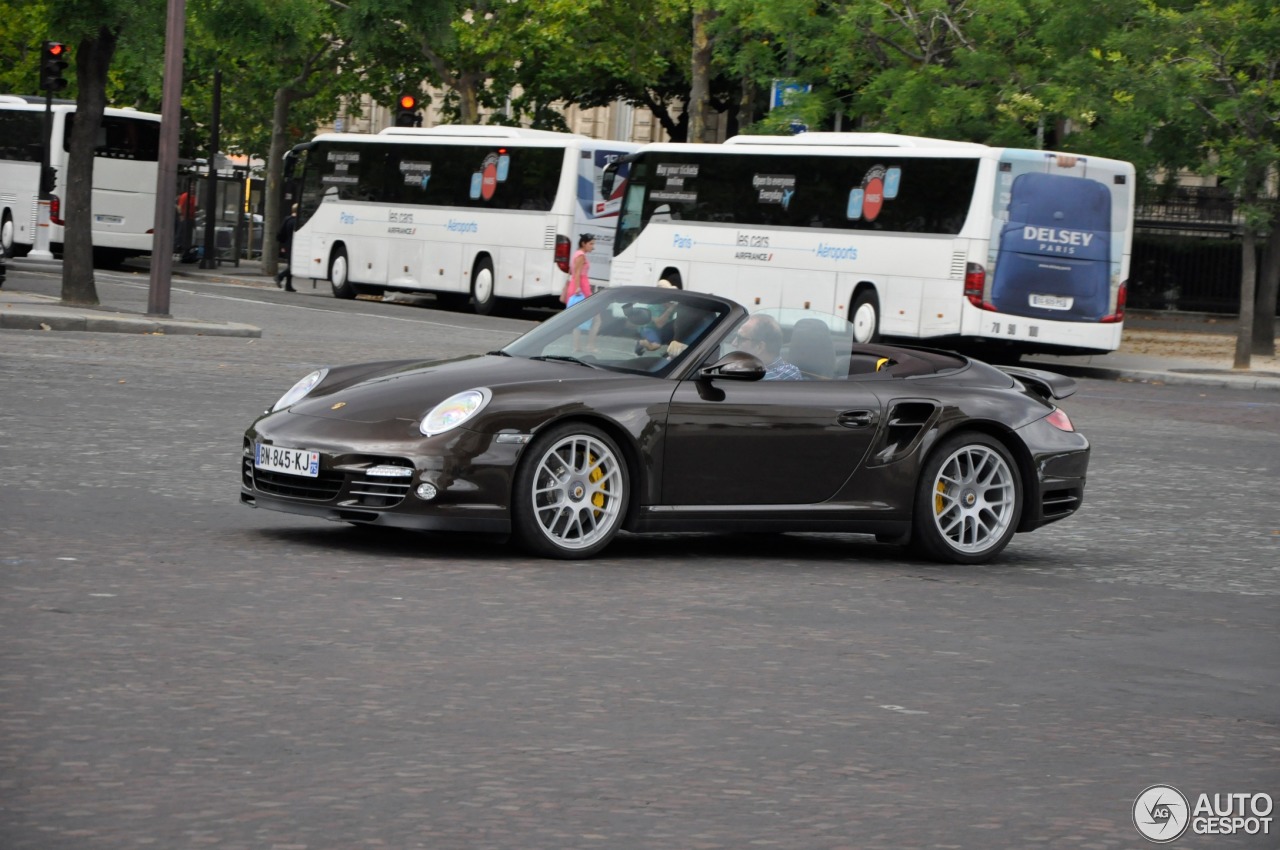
[[1033, 363, 1280, 393]]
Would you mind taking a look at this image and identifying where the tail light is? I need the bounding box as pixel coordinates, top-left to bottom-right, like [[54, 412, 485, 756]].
[[49, 195, 63, 226], [1101, 280, 1126, 323], [964, 262, 995, 311], [1045, 408, 1074, 432], [554, 235, 571, 273]]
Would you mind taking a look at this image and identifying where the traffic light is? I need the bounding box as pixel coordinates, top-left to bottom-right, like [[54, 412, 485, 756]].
[[40, 41, 69, 92], [395, 94, 421, 128]]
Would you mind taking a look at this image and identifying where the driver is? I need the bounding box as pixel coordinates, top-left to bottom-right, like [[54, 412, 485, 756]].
[[734, 315, 801, 380]]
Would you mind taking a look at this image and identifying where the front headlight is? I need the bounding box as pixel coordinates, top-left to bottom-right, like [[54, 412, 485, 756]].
[[420, 388, 492, 437], [271, 368, 329, 412]]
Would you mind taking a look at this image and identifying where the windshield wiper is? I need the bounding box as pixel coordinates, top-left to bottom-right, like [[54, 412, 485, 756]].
[[530, 354, 599, 369], [485, 349, 512, 357]]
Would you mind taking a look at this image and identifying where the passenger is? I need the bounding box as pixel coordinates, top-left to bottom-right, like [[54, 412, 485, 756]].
[[625, 302, 677, 354], [734, 314, 801, 380]]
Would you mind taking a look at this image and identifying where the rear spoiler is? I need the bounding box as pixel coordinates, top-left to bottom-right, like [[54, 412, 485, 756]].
[[997, 365, 1078, 401]]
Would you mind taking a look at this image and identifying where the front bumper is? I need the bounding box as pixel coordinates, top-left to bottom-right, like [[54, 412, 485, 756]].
[[239, 420, 522, 533]]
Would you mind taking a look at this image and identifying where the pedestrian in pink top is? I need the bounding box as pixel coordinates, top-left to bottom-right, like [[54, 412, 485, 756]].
[[566, 233, 600, 352]]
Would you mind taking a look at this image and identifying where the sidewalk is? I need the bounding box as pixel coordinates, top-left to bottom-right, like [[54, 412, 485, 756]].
[[3, 256, 1278, 391], [0, 256, 263, 338]]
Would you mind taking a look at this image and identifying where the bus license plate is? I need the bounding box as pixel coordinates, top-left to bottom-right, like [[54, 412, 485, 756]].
[[1029, 294, 1073, 310], [255, 443, 320, 477], [94, 214, 124, 224]]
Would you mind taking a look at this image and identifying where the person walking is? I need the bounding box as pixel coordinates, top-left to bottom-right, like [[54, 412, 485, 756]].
[[174, 188, 196, 259], [276, 205, 297, 292], [564, 233, 599, 352]]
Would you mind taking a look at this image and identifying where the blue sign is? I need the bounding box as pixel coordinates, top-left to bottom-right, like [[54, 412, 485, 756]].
[[770, 80, 812, 111]]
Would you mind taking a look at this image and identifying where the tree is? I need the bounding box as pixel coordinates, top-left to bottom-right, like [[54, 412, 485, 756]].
[[42, 0, 165, 306], [0, 1, 52, 95], [186, 0, 429, 275], [1093, 0, 1280, 365]]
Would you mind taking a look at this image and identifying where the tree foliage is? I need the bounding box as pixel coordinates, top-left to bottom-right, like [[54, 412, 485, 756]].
[[1088, 0, 1280, 361]]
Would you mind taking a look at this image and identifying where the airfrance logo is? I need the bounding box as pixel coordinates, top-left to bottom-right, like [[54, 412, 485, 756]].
[[1134, 785, 1189, 843]]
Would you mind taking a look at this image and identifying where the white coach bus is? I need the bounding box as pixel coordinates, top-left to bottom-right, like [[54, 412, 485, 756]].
[[605, 132, 1135, 356], [285, 125, 640, 313], [0, 96, 161, 262]]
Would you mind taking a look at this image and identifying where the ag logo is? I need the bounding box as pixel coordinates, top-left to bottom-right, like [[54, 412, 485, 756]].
[[1134, 784, 1190, 843]]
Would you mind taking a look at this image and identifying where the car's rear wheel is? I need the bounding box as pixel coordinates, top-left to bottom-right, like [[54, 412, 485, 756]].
[[330, 245, 355, 299], [911, 432, 1021, 564], [513, 423, 629, 559]]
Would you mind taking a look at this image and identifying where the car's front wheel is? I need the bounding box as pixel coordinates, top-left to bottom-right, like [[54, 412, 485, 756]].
[[911, 432, 1021, 564], [513, 423, 629, 559]]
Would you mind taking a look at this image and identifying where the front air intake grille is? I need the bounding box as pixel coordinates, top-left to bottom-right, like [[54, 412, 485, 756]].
[[250, 465, 345, 500], [346, 476, 411, 509]]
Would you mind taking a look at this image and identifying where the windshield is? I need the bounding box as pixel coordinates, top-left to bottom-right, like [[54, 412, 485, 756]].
[[503, 287, 735, 377]]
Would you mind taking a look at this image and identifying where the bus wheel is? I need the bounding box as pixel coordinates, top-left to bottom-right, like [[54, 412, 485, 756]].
[[1, 212, 13, 255], [471, 257, 496, 315], [660, 270, 683, 289], [851, 289, 881, 344], [330, 245, 355, 299]]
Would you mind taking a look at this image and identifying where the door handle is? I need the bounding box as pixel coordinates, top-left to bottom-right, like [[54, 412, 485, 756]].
[[838, 409, 877, 428]]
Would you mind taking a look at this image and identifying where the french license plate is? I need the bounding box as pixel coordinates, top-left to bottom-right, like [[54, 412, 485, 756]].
[[255, 443, 320, 477], [1029, 293, 1073, 310]]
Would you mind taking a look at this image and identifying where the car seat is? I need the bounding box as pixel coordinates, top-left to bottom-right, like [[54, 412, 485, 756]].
[[787, 318, 837, 379]]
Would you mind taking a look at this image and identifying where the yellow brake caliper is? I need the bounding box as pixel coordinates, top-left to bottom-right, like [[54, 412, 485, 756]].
[[935, 481, 947, 515], [589, 453, 607, 513]]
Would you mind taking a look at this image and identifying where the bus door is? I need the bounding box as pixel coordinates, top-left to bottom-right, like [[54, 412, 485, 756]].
[[989, 171, 1111, 322]]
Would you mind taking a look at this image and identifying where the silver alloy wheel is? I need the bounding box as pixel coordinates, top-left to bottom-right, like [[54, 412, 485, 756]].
[[928, 443, 1017, 554], [529, 432, 625, 551]]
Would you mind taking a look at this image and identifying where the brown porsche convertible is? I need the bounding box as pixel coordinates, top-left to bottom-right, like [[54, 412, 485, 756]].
[[242, 286, 1088, 563]]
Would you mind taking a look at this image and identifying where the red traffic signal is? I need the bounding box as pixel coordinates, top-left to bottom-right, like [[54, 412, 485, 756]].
[[41, 41, 69, 92], [395, 93, 421, 127]]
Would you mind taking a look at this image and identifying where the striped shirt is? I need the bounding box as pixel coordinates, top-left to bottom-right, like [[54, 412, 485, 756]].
[[765, 358, 802, 381]]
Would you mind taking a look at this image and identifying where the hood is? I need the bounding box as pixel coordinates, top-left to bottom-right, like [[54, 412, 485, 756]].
[[285, 354, 635, 424]]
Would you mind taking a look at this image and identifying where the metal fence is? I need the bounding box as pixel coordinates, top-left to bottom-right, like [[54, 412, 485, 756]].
[[1130, 185, 1277, 316]]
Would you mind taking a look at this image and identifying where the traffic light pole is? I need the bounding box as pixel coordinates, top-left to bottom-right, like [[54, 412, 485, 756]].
[[29, 88, 55, 261]]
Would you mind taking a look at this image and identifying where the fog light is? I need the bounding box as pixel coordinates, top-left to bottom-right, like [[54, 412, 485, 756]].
[[416, 482, 438, 500]]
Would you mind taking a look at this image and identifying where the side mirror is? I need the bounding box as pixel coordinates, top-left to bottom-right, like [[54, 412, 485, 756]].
[[601, 161, 618, 197], [699, 351, 766, 381]]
